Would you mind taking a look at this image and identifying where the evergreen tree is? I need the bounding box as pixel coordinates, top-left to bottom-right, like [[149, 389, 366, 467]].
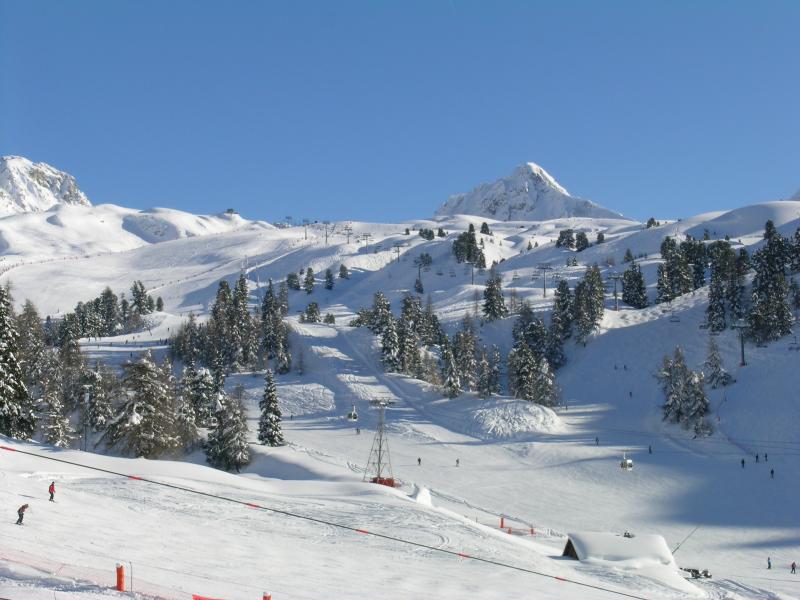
[[656, 263, 672, 304], [82, 362, 116, 433], [706, 273, 727, 332], [16, 299, 47, 391], [623, 248, 635, 263], [439, 339, 461, 398], [552, 279, 574, 340], [106, 351, 176, 457], [258, 369, 285, 446], [286, 272, 301, 290], [274, 319, 292, 374], [338, 264, 350, 279], [573, 266, 605, 346], [381, 317, 401, 372], [596, 232, 605, 244], [0, 287, 36, 439], [303, 267, 315, 294], [482, 269, 508, 321], [414, 278, 424, 294], [658, 346, 712, 435], [397, 318, 421, 376], [174, 383, 200, 450], [476, 348, 492, 398], [369, 292, 393, 335], [324, 268, 335, 290], [556, 229, 575, 249], [704, 336, 734, 389], [747, 223, 793, 343], [183, 364, 217, 428], [622, 263, 648, 308], [480, 222, 491, 235], [453, 327, 477, 391], [206, 393, 251, 472], [575, 231, 589, 252], [303, 301, 321, 323], [545, 320, 566, 370], [40, 366, 73, 449]]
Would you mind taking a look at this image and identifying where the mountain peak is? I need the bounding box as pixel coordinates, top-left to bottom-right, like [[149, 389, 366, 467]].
[[0, 156, 91, 216], [436, 162, 627, 221]]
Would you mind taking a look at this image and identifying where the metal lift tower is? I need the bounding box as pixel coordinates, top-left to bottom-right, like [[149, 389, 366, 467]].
[[363, 400, 396, 487]]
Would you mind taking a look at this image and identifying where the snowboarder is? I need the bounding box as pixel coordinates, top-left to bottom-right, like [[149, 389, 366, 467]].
[[456, 458, 460, 467], [48, 481, 55, 502], [16, 504, 28, 525], [417, 457, 421, 466], [741, 458, 745, 468], [792, 561, 796, 574], [768, 557, 772, 569], [771, 468, 775, 479]]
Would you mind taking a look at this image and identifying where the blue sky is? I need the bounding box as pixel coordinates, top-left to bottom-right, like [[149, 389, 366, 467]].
[[1, 1, 798, 223]]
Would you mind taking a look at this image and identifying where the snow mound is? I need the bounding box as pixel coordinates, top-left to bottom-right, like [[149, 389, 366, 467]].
[[410, 484, 434, 507], [471, 398, 562, 440], [684, 200, 800, 241], [0, 156, 91, 216], [435, 162, 628, 222]]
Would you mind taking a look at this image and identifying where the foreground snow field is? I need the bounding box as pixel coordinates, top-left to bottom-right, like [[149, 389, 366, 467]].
[[2, 171, 800, 598]]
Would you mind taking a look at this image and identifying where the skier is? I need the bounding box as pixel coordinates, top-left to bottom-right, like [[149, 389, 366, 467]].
[[417, 457, 421, 466], [765, 453, 768, 462], [356, 427, 360, 435], [741, 458, 745, 468], [623, 364, 627, 371], [456, 458, 460, 467], [770, 468, 775, 479], [16, 504, 28, 525], [756, 453, 759, 463], [648, 445, 652, 454], [792, 561, 796, 574], [595, 437, 599, 446], [768, 556, 772, 569], [629, 391, 632, 398], [48, 481, 55, 502]]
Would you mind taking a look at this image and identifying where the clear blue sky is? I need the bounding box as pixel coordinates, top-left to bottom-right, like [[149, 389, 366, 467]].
[[1, 1, 798, 223]]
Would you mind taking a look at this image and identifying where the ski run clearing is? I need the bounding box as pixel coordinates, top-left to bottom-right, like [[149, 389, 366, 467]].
[[1, 195, 800, 600]]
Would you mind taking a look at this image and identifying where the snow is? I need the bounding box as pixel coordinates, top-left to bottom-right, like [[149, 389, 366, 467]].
[[0, 156, 91, 216], [2, 157, 800, 599], [435, 162, 630, 221]]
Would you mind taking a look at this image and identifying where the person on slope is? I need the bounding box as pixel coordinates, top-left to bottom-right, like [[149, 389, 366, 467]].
[[48, 481, 55, 502], [16, 504, 28, 525], [417, 457, 421, 466], [768, 556, 772, 569], [792, 561, 796, 574], [741, 458, 745, 469]]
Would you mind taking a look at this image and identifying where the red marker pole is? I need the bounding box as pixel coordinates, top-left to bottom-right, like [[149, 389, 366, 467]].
[[115, 564, 125, 592]]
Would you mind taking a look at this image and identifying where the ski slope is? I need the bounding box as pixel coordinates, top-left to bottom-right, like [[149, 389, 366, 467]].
[[2, 198, 800, 599]]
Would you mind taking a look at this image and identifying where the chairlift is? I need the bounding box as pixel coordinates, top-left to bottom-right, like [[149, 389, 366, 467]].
[[789, 336, 800, 352], [620, 452, 634, 471], [669, 312, 680, 323], [347, 404, 359, 421], [436, 268, 444, 276], [512, 272, 519, 281]]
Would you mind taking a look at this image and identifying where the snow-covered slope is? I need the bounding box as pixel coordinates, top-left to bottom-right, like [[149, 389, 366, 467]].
[[0, 156, 91, 216], [436, 162, 629, 221]]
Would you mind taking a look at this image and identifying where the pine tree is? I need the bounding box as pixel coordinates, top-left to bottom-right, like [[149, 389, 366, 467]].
[[106, 351, 176, 457], [482, 269, 508, 321], [706, 273, 727, 332], [575, 231, 589, 252], [381, 317, 401, 372], [82, 362, 116, 433], [16, 299, 48, 391], [338, 264, 350, 279], [41, 375, 73, 448], [258, 369, 285, 446], [747, 223, 793, 343], [476, 348, 492, 398], [704, 336, 734, 389], [184, 364, 217, 428], [303, 267, 315, 294], [623, 248, 634, 263], [324, 268, 335, 290], [489, 345, 502, 395], [174, 385, 200, 450], [397, 318, 421, 376], [0, 286, 36, 439], [545, 320, 566, 370], [453, 328, 477, 391], [622, 263, 648, 308], [658, 346, 712, 435], [369, 292, 393, 335], [439, 339, 461, 398], [304, 301, 321, 323], [573, 266, 605, 346], [552, 279, 573, 339], [656, 263, 672, 304], [206, 393, 251, 472]]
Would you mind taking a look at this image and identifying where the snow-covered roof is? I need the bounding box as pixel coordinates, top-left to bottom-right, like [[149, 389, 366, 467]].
[[563, 532, 675, 567]]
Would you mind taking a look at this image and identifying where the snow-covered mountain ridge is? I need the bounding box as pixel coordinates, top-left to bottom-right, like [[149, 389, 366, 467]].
[[0, 155, 91, 216], [436, 162, 629, 221]]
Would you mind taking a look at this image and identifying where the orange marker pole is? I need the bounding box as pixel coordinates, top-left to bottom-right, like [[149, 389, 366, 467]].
[[115, 563, 125, 592]]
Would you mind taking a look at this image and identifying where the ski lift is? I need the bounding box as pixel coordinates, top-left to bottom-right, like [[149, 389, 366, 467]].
[[669, 312, 680, 323], [512, 272, 519, 282], [449, 268, 456, 277], [347, 404, 359, 421], [789, 336, 800, 352], [436, 268, 444, 276], [620, 452, 634, 471]]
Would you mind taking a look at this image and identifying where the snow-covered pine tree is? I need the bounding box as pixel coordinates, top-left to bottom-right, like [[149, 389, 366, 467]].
[[623, 248, 634, 263], [439, 338, 461, 398], [658, 347, 689, 425], [545, 319, 566, 370], [82, 362, 116, 433], [381, 317, 401, 372], [174, 384, 199, 450], [489, 345, 502, 395], [183, 364, 216, 428], [106, 351, 176, 458], [324, 268, 335, 290], [747, 223, 793, 343], [304, 301, 321, 323], [303, 267, 315, 294], [621, 263, 648, 309], [369, 292, 393, 335], [258, 369, 285, 446], [476, 347, 492, 398], [397, 318, 421, 377], [40, 374, 73, 448], [482, 269, 508, 321], [552, 279, 573, 339], [532, 354, 559, 406], [338, 264, 350, 279], [453, 328, 477, 391], [575, 231, 589, 252], [704, 336, 734, 389], [15, 299, 47, 390], [684, 371, 713, 436], [274, 319, 292, 374], [706, 273, 727, 332], [725, 268, 744, 324], [206, 392, 251, 472], [0, 286, 36, 439], [655, 263, 672, 304]]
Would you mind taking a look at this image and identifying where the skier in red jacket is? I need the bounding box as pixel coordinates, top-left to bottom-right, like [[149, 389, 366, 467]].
[[48, 481, 55, 502], [16, 504, 28, 525]]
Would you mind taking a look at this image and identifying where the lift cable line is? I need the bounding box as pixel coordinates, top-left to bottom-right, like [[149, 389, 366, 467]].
[[0, 444, 653, 600]]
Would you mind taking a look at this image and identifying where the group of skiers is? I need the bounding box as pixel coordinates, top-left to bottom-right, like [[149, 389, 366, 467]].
[[740, 453, 775, 478], [15, 481, 55, 525], [767, 557, 796, 573]]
